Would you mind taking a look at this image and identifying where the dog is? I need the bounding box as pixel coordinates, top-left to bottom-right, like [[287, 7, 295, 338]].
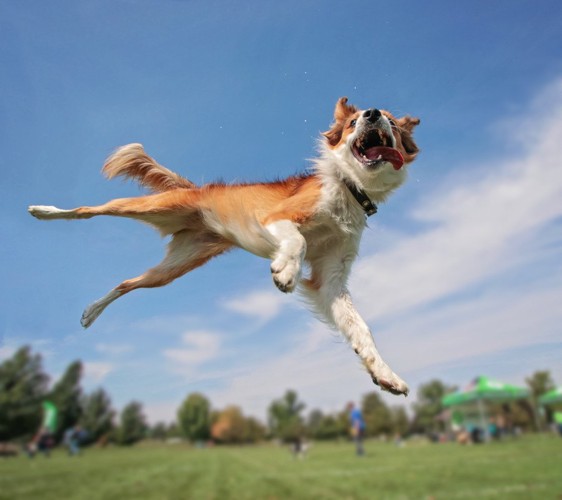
[[29, 97, 420, 395]]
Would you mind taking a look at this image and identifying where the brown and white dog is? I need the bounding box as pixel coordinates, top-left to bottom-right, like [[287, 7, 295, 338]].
[[29, 97, 419, 395]]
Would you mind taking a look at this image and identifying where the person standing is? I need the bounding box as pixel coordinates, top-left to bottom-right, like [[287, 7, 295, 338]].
[[63, 424, 84, 456], [347, 402, 366, 456], [27, 401, 58, 458], [554, 411, 562, 436]]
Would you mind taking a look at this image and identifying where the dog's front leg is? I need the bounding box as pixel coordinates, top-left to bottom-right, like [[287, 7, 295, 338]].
[[329, 290, 409, 395], [307, 260, 409, 395], [265, 220, 306, 293]]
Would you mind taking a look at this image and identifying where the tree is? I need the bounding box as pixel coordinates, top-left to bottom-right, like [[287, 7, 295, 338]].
[[80, 388, 115, 445], [268, 390, 306, 442], [307, 409, 324, 438], [211, 406, 247, 443], [244, 416, 266, 443], [361, 392, 392, 436], [412, 379, 456, 433], [526, 370, 555, 428], [307, 409, 348, 440], [177, 393, 211, 442], [211, 406, 266, 444], [0, 346, 49, 441], [390, 406, 410, 436], [526, 370, 555, 399], [118, 401, 147, 445], [148, 422, 168, 441], [49, 360, 83, 441], [165, 422, 183, 439]]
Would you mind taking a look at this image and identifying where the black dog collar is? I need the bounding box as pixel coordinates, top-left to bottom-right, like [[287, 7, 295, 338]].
[[343, 179, 378, 217]]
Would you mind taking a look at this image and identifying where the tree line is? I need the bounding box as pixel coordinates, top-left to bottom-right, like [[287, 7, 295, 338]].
[[0, 346, 557, 446]]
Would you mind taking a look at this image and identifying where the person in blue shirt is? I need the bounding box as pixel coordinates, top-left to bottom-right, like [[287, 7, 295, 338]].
[[63, 424, 86, 456], [347, 402, 366, 456]]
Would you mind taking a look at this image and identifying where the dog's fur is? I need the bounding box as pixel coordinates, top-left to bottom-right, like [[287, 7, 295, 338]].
[[29, 97, 419, 395]]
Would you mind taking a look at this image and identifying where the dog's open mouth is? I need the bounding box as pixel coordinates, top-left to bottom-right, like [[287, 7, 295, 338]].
[[352, 129, 404, 170]]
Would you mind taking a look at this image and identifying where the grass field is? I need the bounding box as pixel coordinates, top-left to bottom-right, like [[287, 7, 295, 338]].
[[1, 435, 561, 499]]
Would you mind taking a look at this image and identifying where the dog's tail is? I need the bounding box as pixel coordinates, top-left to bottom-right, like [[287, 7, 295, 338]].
[[102, 143, 196, 192]]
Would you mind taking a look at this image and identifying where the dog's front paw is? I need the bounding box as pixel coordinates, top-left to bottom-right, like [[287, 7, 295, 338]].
[[270, 255, 301, 293], [371, 365, 409, 396]]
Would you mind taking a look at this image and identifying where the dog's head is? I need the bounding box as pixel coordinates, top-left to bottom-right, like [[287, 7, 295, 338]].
[[322, 97, 420, 193]]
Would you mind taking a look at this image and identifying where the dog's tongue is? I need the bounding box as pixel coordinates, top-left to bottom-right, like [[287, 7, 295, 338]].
[[365, 146, 404, 170]]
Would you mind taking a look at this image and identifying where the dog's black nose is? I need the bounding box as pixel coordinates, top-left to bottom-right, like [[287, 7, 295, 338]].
[[363, 108, 381, 123]]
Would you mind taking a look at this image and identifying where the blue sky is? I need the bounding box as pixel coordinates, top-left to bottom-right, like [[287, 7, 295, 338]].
[[2, 1, 562, 423]]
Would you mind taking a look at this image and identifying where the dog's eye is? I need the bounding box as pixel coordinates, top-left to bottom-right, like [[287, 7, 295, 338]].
[[388, 118, 396, 126], [349, 119, 357, 128]]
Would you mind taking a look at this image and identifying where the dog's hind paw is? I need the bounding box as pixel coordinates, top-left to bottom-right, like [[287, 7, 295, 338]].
[[29, 205, 59, 219], [28, 205, 75, 220], [80, 290, 122, 329], [81, 305, 101, 329]]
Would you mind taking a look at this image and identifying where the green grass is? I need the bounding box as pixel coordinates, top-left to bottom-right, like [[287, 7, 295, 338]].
[[1, 435, 561, 499]]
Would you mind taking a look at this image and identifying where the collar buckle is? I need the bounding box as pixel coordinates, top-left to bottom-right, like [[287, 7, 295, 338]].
[[343, 179, 378, 217]]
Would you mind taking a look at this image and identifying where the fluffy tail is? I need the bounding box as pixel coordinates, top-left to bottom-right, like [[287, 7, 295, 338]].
[[102, 143, 196, 192]]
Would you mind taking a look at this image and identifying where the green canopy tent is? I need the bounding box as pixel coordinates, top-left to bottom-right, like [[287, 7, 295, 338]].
[[442, 376, 530, 441], [538, 387, 562, 406], [538, 388, 562, 432]]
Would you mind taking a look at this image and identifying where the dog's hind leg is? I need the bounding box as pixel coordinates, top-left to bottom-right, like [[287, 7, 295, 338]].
[[29, 192, 203, 237], [30, 198, 148, 220], [28, 201, 134, 220], [29, 190, 197, 223], [80, 230, 229, 328]]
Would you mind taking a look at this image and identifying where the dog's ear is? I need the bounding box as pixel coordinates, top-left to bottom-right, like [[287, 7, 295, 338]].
[[322, 124, 343, 147], [396, 115, 420, 133], [334, 97, 357, 122], [323, 97, 358, 147], [396, 116, 421, 159]]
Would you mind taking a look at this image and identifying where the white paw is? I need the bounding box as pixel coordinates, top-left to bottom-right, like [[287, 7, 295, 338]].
[[81, 300, 109, 329], [81, 303, 103, 329], [370, 363, 409, 396], [270, 254, 301, 293], [28, 205, 61, 219], [81, 290, 121, 328]]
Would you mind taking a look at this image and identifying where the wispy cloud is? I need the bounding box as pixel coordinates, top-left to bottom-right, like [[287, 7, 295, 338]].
[[83, 361, 114, 384], [163, 330, 221, 375], [207, 322, 373, 418], [0, 337, 56, 361], [0, 345, 15, 361], [95, 343, 133, 356], [144, 400, 181, 424], [222, 289, 295, 324]]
